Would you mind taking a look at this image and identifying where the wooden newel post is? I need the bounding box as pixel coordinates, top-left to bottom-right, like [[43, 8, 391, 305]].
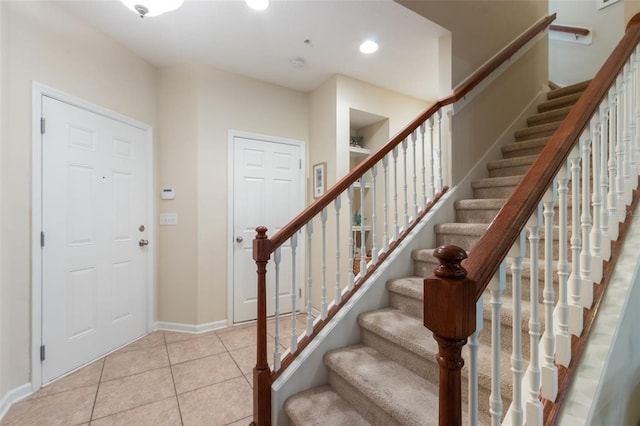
[[423, 245, 476, 426], [252, 226, 271, 426]]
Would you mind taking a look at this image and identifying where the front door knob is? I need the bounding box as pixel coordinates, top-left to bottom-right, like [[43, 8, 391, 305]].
[[236, 236, 244, 243], [139, 239, 149, 247]]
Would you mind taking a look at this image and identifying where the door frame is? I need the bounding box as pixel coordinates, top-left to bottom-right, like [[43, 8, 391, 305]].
[[31, 82, 155, 390], [226, 130, 306, 325]]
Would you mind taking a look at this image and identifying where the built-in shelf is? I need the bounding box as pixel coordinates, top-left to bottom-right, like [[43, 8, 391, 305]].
[[349, 146, 371, 157]]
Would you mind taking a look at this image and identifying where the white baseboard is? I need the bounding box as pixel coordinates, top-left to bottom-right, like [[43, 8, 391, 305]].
[[154, 319, 229, 334], [0, 383, 32, 422]]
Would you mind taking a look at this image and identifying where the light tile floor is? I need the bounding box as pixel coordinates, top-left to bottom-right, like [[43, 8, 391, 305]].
[[0, 319, 290, 426]]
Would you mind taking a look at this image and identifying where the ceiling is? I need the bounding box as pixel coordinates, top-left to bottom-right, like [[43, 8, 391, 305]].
[[58, 0, 448, 100]]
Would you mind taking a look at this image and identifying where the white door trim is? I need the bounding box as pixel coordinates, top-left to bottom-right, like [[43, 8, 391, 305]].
[[31, 82, 154, 390], [226, 130, 306, 325]]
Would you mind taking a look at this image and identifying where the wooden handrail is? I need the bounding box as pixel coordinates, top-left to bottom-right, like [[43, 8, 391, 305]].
[[267, 14, 557, 252], [467, 17, 640, 299], [550, 24, 590, 37]]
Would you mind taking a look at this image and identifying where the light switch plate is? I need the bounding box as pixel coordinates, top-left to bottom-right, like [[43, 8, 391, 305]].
[[160, 213, 178, 226]]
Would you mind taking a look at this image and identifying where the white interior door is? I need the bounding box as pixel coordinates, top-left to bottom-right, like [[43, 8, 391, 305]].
[[232, 136, 304, 323], [41, 96, 149, 383]]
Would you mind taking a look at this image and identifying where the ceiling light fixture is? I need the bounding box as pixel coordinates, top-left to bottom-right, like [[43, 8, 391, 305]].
[[359, 40, 379, 54], [246, 0, 270, 11], [120, 0, 184, 18]]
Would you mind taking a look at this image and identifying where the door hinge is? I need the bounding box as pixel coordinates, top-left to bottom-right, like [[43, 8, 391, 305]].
[[40, 231, 45, 248], [40, 117, 46, 135], [299, 159, 302, 169], [299, 288, 302, 298], [40, 345, 45, 361]]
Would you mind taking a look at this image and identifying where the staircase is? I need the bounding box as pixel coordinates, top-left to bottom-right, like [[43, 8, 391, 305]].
[[284, 80, 590, 425]]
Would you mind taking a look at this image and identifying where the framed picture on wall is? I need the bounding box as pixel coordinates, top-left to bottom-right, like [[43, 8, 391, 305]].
[[597, 0, 621, 9], [313, 162, 326, 198]]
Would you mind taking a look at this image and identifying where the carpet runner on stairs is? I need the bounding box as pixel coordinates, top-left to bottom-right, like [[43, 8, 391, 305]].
[[284, 80, 590, 425]]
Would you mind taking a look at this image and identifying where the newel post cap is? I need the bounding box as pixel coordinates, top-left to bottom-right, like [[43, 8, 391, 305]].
[[423, 245, 476, 339]]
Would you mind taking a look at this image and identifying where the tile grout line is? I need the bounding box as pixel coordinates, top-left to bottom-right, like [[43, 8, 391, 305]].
[[165, 332, 186, 426], [88, 358, 107, 425]]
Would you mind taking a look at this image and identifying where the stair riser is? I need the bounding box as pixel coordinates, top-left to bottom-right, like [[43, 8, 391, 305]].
[[539, 93, 582, 112], [414, 259, 439, 278], [488, 163, 534, 178], [547, 81, 590, 99], [435, 233, 481, 252], [503, 275, 560, 303], [473, 185, 517, 199], [456, 208, 502, 223], [389, 292, 423, 320], [502, 145, 546, 159], [527, 110, 570, 126], [515, 128, 558, 143], [328, 372, 401, 426], [478, 314, 534, 358]]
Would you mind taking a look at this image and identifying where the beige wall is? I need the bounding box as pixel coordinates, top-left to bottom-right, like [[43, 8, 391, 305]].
[[1, 1, 157, 397], [550, 0, 624, 86], [398, 0, 547, 88], [625, 0, 640, 23], [157, 64, 309, 326]]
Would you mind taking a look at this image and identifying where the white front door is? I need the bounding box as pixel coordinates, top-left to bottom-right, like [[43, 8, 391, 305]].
[[232, 135, 304, 323], [41, 96, 150, 383]]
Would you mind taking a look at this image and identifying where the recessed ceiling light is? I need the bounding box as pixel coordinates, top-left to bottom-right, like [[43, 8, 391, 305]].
[[246, 0, 270, 11], [360, 40, 379, 54]]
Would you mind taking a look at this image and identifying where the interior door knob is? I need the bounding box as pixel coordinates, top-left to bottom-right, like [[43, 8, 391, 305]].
[[236, 236, 243, 243], [139, 239, 149, 247]]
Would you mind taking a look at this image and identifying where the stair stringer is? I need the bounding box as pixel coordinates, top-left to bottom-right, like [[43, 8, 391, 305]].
[[272, 188, 459, 425], [273, 88, 554, 425]]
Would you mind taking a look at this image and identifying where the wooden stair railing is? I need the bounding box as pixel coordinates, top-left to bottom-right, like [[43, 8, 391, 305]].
[[251, 13, 556, 426], [423, 13, 640, 426]]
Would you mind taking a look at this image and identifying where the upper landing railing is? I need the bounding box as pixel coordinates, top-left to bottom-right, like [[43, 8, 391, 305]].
[[424, 13, 640, 426], [251, 14, 556, 425]]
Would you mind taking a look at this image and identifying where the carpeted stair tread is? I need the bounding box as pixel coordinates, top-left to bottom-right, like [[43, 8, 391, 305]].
[[325, 345, 439, 426], [514, 121, 562, 142], [285, 385, 371, 426], [546, 80, 590, 100], [435, 222, 490, 235], [455, 198, 507, 209], [387, 276, 424, 300], [537, 92, 582, 113], [527, 105, 573, 126], [502, 137, 550, 159]]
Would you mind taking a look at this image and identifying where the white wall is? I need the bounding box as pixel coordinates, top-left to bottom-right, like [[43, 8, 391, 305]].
[[1, 0, 157, 401], [549, 0, 624, 86]]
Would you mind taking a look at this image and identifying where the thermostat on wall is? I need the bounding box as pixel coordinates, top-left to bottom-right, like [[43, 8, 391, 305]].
[[161, 188, 175, 200]]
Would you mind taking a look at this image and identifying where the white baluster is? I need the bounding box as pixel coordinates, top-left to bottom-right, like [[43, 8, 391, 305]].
[[371, 164, 379, 264], [334, 197, 342, 304], [428, 116, 436, 201], [435, 110, 443, 193], [590, 114, 603, 284], [599, 98, 611, 261], [392, 146, 399, 241], [359, 174, 367, 277], [616, 74, 626, 222], [624, 62, 634, 203], [541, 188, 558, 401], [510, 231, 526, 426], [568, 147, 583, 336], [631, 51, 639, 186], [273, 247, 282, 371], [382, 155, 390, 252], [489, 261, 506, 426], [320, 207, 328, 320], [290, 233, 299, 352], [411, 130, 419, 219], [420, 122, 428, 209], [526, 205, 543, 426], [579, 129, 594, 308], [347, 185, 355, 290], [468, 296, 484, 426], [556, 165, 571, 367], [608, 86, 620, 240], [402, 138, 409, 230], [306, 222, 314, 336]]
